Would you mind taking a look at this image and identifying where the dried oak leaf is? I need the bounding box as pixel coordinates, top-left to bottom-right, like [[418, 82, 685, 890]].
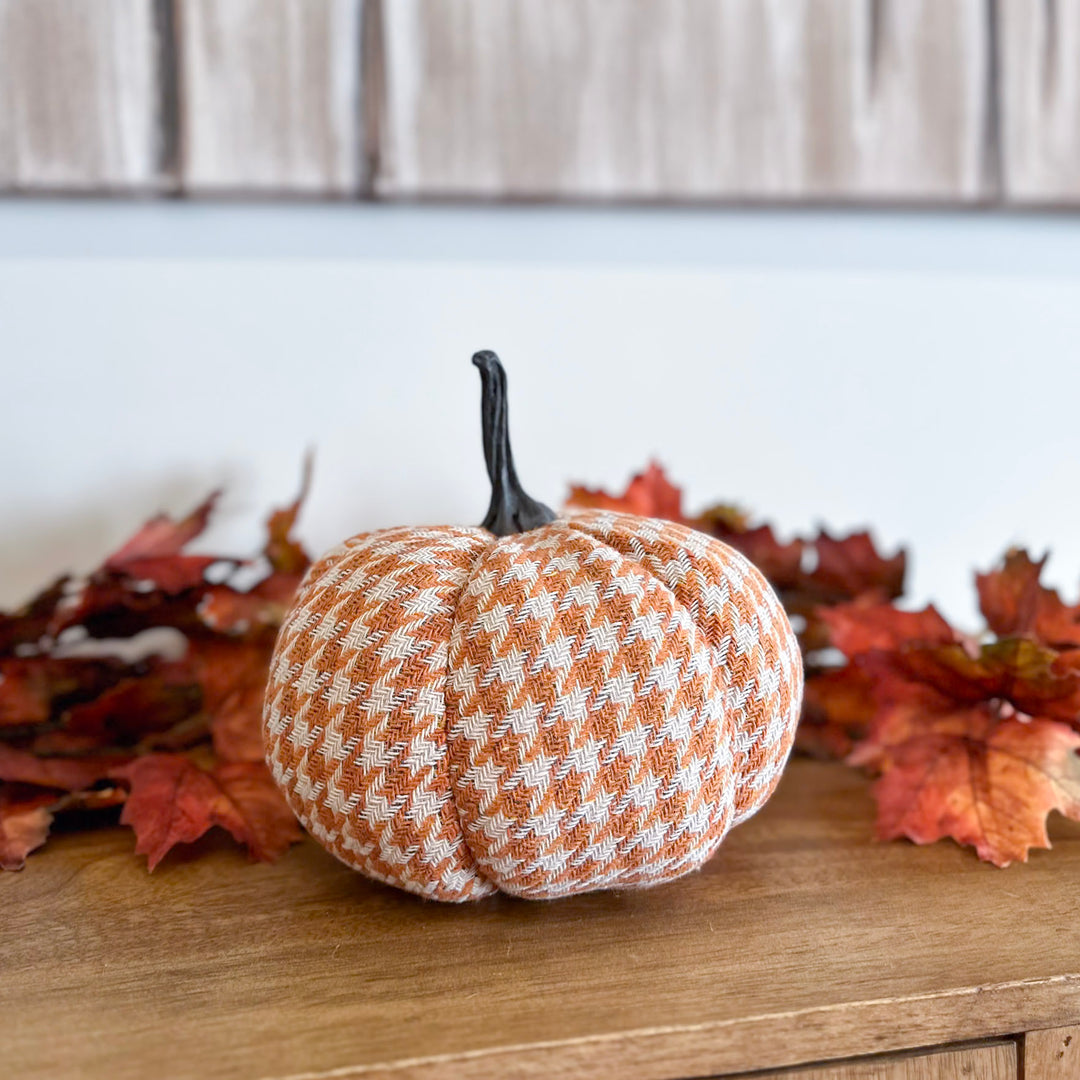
[[977, 548, 1080, 648], [0, 784, 57, 870], [113, 755, 301, 870]]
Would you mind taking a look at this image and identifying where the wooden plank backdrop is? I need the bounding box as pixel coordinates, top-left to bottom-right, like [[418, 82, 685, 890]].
[[373, 0, 994, 202], [0, 0, 161, 192], [0, 0, 1077, 202], [176, 0, 364, 194], [1000, 0, 1080, 203]]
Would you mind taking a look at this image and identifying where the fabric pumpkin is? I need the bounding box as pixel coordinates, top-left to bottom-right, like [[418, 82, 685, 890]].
[[263, 353, 803, 901]]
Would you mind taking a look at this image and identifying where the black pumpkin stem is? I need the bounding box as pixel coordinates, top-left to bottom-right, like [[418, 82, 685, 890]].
[[473, 351, 556, 536]]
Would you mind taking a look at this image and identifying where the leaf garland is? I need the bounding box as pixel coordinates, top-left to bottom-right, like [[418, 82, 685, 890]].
[[4, 457, 1079, 871], [0, 462, 311, 871]]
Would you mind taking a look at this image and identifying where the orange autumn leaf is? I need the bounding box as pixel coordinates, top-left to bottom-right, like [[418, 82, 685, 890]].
[[113, 755, 301, 870], [853, 711, 1080, 867], [567, 462, 686, 521], [264, 452, 313, 576], [0, 785, 57, 870]]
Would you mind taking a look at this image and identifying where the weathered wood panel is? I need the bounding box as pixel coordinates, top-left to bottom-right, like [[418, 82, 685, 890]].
[[373, 0, 994, 202], [1023, 1024, 1080, 1078], [1000, 0, 1080, 203], [747, 1041, 1016, 1079], [0, 0, 161, 191], [176, 0, 364, 194]]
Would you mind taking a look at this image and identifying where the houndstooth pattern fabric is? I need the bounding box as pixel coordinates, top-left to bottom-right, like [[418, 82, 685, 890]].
[[264, 511, 803, 901]]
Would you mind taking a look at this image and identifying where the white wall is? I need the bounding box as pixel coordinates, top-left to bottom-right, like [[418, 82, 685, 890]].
[[3, 201, 1080, 630]]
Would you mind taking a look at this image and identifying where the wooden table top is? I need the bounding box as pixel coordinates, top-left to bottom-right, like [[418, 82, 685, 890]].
[[6, 759, 1080, 1080]]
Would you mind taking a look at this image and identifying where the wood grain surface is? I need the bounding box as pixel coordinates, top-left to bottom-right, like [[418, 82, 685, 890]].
[[0, 0, 161, 191], [999, 0, 1080, 204], [373, 0, 993, 202], [746, 1040, 1015, 1079], [176, 0, 363, 194], [1022, 1023, 1080, 1077], [4, 760, 1080, 1080]]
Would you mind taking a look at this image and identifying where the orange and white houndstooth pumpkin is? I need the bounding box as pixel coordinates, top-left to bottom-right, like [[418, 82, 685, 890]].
[[263, 352, 803, 901]]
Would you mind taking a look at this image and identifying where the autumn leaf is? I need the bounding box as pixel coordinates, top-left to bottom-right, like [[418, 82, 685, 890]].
[[103, 491, 223, 594], [0, 744, 128, 790], [798, 665, 877, 760], [0, 656, 130, 731], [265, 452, 313, 575], [56, 667, 202, 750], [819, 602, 960, 658], [567, 462, 686, 521], [187, 640, 271, 763], [977, 548, 1080, 649], [113, 755, 301, 869], [0, 785, 57, 870], [0, 575, 68, 656], [863, 638, 1080, 730], [853, 711, 1080, 867], [812, 530, 906, 604], [0, 468, 312, 871], [195, 575, 300, 638]]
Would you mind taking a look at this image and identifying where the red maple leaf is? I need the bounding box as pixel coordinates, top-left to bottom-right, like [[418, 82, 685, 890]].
[[112, 755, 301, 869], [812, 530, 906, 603], [852, 710, 1080, 868], [812, 582, 1080, 865], [0, 466, 312, 871], [977, 548, 1080, 649], [567, 462, 686, 521], [0, 744, 128, 790], [187, 640, 272, 763]]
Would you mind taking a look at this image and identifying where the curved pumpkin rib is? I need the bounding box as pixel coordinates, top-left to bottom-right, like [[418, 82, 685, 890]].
[[564, 510, 803, 824], [265, 525, 497, 901], [445, 523, 736, 899]]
